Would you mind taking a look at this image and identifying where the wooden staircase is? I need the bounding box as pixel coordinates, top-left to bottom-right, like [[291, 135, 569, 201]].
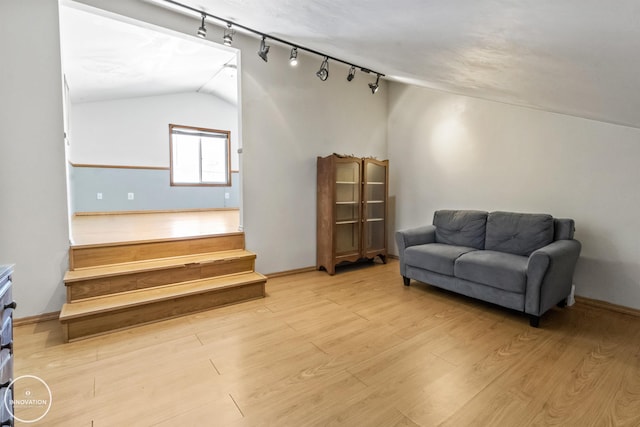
[[59, 232, 266, 342]]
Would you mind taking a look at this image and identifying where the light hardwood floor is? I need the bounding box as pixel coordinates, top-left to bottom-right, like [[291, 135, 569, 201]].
[[70, 210, 240, 246], [14, 260, 640, 426]]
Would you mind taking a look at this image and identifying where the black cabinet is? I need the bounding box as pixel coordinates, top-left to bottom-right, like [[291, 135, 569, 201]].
[[0, 265, 15, 426]]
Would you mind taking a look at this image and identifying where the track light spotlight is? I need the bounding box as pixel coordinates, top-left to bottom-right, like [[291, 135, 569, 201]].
[[347, 66, 356, 82], [369, 74, 380, 94], [316, 57, 329, 81], [197, 14, 207, 38], [258, 37, 270, 62], [223, 23, 234, 46], [289, 47, 298, 66]]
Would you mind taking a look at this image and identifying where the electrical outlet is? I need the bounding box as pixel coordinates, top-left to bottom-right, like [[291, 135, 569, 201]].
[[225, 192, 230, 199], [128, 192, 134, 200], [96, 193, 103, 200]]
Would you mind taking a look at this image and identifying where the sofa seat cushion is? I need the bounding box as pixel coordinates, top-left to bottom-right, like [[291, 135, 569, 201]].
[[454, 250, 528, 293], [405, 243, 478, 276]]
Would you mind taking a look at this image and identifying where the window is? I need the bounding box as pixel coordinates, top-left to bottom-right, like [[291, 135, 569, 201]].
[[169, 124, 231, 186]]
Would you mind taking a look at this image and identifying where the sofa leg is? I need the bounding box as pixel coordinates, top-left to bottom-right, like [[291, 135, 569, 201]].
[[557, 298, 568, 308], [403, 277, 411, 286], [529, 315, 540, 328]]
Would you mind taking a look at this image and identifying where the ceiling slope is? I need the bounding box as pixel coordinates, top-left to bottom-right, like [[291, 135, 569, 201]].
[[171, 0, 640, 128]]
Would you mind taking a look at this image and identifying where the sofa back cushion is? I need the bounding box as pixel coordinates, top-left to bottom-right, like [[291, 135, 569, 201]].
[[554, 218, 575, 240], [485, 211, 554, 256], [433, 210, 488, 250]]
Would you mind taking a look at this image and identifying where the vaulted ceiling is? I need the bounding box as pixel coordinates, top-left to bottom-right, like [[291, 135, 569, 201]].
[[167, 0, 640, 128], [64, 0, 640, 128], [60, 4, 238, 105]]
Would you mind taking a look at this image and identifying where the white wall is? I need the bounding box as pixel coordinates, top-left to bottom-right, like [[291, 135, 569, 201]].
[[0, 1, 69, 317], [238, 37, 388, 273], [388, 82, 640, 310], [70, 92, 239, 169]]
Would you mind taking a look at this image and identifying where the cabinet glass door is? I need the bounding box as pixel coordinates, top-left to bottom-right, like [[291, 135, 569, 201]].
[[335, 161, 361, 255], [363, 160, 387, 252]]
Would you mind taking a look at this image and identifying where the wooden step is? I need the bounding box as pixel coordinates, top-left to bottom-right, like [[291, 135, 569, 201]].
[[59, 272, 267, 342], [64, 250, 256, 301], [69, 233, 245, 269]]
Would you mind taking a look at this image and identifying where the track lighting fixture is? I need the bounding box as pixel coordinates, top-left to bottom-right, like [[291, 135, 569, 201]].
[[369, 74, 380, 94], [223, 23, 234, 46], [197, 14, 207, 38], [316, 57, 329, 81], [258, 36, 270, 62], [289, 47, 298, 66], [169, 1, 386, 92], [347, 66, 356, 82]]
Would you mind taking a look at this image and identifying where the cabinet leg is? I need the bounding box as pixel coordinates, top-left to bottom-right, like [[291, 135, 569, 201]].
[[318, 265, 336, 275], [379, 255, 387, 264], [403, 276, 410, 286], [529, 315, 540, 328]]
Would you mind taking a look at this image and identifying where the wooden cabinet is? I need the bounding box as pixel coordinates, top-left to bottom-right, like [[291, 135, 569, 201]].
[[0, 265, 15, 426], [317, 154, 388, 275]]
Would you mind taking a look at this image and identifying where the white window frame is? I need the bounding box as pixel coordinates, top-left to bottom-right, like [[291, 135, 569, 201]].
[[169, 124, 231, 187]]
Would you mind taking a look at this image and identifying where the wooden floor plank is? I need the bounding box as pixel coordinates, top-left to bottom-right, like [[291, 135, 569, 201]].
[[71, 209, 240, 246], [13, 260, 640, 426]]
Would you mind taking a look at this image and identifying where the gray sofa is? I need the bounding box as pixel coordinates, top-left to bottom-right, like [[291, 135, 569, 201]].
[[395, 210, 581, 327]]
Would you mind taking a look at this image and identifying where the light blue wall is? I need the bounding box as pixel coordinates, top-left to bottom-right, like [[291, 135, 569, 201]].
[[70, 165, 239, 213]]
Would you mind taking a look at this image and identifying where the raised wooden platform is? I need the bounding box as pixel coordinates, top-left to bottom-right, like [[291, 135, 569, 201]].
[[60, 232, 266, 342]]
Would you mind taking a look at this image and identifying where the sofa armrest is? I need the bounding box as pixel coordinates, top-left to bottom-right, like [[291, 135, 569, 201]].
[[525, 239, 582, 316], [395, 225, 436, 276]]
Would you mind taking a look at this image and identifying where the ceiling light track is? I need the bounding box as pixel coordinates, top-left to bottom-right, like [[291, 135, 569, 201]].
[[159, 0, 384, 92]]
